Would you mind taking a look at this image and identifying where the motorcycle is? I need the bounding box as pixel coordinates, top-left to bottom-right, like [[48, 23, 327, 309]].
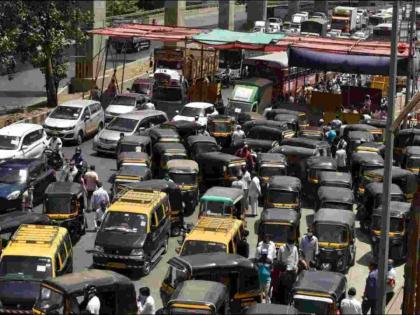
[[216, 71, 232, 88], [44, 148, 63, 171]]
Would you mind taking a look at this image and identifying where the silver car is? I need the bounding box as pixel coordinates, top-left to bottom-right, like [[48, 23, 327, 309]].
[[93, 110, 168, 154]]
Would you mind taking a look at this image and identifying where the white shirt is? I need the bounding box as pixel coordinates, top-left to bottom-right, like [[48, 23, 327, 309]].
[[256, 240, 276, 262], [231, 179, 245, 190], [86, 296, 100, 315], [300, 234, 319, 264], [242, 171, 251, 190], [387, 268, 397, 293], [91, 187, 110, 210], [248, 176, 261, 198], [138, 296, 156, 315], [49, 137, 63, 151], [340, 296, 362, 315], [336, 149, 347, 168], [231, 130, 245, 142], [277, 243, 299, 270]]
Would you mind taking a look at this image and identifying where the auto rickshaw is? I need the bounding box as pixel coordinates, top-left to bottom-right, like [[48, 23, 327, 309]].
[[357, 182, 405, 232], [342, 123, 383, 142], [350, 152, 384, 196], [292, 270, 347, 314], [256, 153, 287, 191], [305, 156, 338, 197], [273, 114, 299, 135], [313, 208, 356, 272], [149, 127, 181, 146], [120, 180, 184, 236], [167, 159, 199, 215], [271, 145, 317, 178], [362, 166, 417, 202], [298, 126, 324, 140], [401, 146, 420, 174], [244, 304, 298, 315], [355, 141, 385, 156], [117, 150, 151, 171], [116, 135, 152, 169], [160, 253, 262, 312], [196, 152, 246, 188], [281, 137, 331, 157], [265, 108, 308, 129], [265, 176, 302, 211], [258, 208, 300, 249], [319, 171, 352, 189], [186, 135, 219, 160], [32, 269, 138, 315], [165, 280, 230, 315], [160, 120, 202, 143], [316, 187, 354, 211], [199, 186, 245, 220], [207, 115, 235, 147], [243, 119, 295, 141], [237, 112, 264, 126], [232, 137, 278, 154], [112, 160, 152, 197], [346, 131, 375, 154], [394, 128, 420, 164], [44, 182, 86, 241], [152, 142, 187, 178], [363, 118, 387, 130]]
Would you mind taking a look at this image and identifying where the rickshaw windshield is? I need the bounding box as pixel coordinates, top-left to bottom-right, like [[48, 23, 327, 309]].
[[260, 166, 286, 177], [268, 190, 298, 204], [228, 164, 243, 177], [261, 223, 292, 243], [407, 157, 420, 168], [294, 296, 332, 315], [200, 201, 234, 217], [170, 308, 212, 315], [321, 202, 352, 210], [170, 173, 196, 186], [33, 286, 64, 314], [120, 143, 143, 153], [45, 196, 72, 214], [372, 216, 404, 233], [209, 121, 231, 133], [315, 224, 347, 243], [181, 240, 226, 256]]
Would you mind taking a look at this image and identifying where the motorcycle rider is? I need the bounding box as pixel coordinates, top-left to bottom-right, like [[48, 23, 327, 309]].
[[48, 134, 63, 159], [71, 147, 84, 166]]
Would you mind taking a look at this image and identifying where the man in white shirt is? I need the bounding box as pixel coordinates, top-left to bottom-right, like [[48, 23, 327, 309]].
[[335, 147, 347, 172], [256, 234, 276, 263], [386, 259, 397, 304], [277, 238, 299, 272], [48, 135, 63, 159], [300, 228, 319, 266], [85, 286, 100, 315], [340, 287, 362, 315], [91, 182, 110, 211], [138, 287, 155, 315], [231, 125, 245, 143]]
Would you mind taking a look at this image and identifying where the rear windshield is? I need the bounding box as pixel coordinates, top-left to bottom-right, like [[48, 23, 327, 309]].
[[181, 240, 226, 256], [315, 224, 347, 243], [268, 190, 298, 204], [0, 256, 52, 280], [44, 196, 72, 214], [107, 117, 138, 132]]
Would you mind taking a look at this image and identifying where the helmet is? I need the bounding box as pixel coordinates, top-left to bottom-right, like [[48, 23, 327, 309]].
[[75, 147, 81, 153]]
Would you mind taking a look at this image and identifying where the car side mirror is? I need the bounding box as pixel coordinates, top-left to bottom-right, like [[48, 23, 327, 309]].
[[84, 115, 90, 121], [21, 145, 28, 151]]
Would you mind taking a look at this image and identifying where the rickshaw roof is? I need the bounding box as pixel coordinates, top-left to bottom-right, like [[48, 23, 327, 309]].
[[351, 152, 384, 165], [373, 201, 411, 218], [267, 108, 303, 117], [274, 114, 299, 123], [117, 164, 150, 177], [356, 141, 385, 151], [247, 126, 286, 138], [237, 77, 273, 88], [317, 187, 354, 203], [149, 127, 180, 139], [274, 145, 317, 157], [208, 114, 235, 122], [122, 179, 180, 193], [292, 270, 346, 299], [364, 119, 387, 128], [365, 182, 403, 196], [187, 135, 218, 146], [306, 156, 337, 169], [261, 208, 300, 223], [0, 211, 50, 234], [406, 146, 420, 156], [244, 304, 298, 315], [45, 182, 84, 196], [282, 137, 329, 149], [315, 208, 355, 226], [268, 176, 302, 191], [239, 137, 277, 150], [153, 142, 186, 153], [167, 159, 199, 172], [118, 151, 149, 162], [397, 128, 420, 136], [347, 130, 374, 142], [201, 186, 243, 204], [120, 135, 151, 145], [344, 124, 377, 132], [257, 152, 287, 164], [197, 151, 245, 164], [42, 269, 134, 295], [319, 171, 352, 186], [161, 120, 201, 133], [169, 280, 227, 308], [243, 119, 289, 131], [367, 166, 414, 179], [168, 253, 256, 275]]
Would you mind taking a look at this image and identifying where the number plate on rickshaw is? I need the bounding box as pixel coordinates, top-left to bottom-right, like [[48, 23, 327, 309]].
[[106, 262, 126, 269]]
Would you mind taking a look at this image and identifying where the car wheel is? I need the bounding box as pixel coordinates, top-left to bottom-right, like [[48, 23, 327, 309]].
[[162, 235, 169, 254], [142, 259, 151, 276], [171, 226, 181, 237], [76, 131, 84, 145]]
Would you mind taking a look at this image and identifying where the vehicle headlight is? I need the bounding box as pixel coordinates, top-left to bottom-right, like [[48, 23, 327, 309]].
[[371, 236, 378, 243], [94, 245, 104, 253], [7, 190, 21, 200], [337, 250, 344, 256], [337, 257, 344, 268], [130, 248, 144, 257], [94, 134, 99, 142]]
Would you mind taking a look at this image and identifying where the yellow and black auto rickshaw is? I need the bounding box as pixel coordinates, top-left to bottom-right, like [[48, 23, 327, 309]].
[[265, 108, 308, 130], [298, 126, 324, 141], [116, 135, 152, 169], [186, 135, 220, 160], [281, 137, 331, 157], [256, 153, 287, 193], [207, 115, 236, 147], [316, 187, 354, 211], [394, 128, 420, 164], [152, 142, 187, 178], [350, 152, 384, 198], [271, 145, 317, 178], [401, 146, 420, 174], [342, 123, 383, 143], [265, 176, 302, 212], [355, 141, 385, 156], [305, 156, 337, 197], [149, 127, 181, 146], [318, 171, 352, 189]]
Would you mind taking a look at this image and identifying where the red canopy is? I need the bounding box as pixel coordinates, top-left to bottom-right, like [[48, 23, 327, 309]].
[[88, 23, 203, 42]]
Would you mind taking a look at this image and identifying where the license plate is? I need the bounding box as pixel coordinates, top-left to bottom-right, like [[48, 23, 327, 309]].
[[106, 262, 126, 269]]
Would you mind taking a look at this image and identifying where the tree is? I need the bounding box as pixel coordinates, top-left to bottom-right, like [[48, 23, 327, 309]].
[[107, 0, 140, 17]]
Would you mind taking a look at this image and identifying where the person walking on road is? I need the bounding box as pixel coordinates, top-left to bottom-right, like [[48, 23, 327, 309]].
[[386, 259, 397, 305], [91, 181, 110, 212], [241, 167, 251, 214], [248, 172, 261, 216], [84, 165, 99, 211], [137, 287, 156, 315], [231, 125, 245, 143], [362, 261, 379, 315], [257, 253, 272, 304], [94, 201, 107, 231], [256, 234, 276, 263], [300, 228, 319, 266], [341, 287, 362, 315]]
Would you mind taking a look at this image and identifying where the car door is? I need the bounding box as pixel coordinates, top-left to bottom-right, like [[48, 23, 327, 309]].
[[31, 129, 45, 158], [20, 131, 38, 158], [148, 209, 160, 257], [155, 203, 167, 249], [29, 161, 48, 202], [83, 106, 96, 135], [89, 103, 102, 133]]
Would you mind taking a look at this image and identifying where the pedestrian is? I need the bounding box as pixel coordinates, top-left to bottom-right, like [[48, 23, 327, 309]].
[[90, 85, 101, 102], [64, 160, 79, 182], [386, 259, 396, 305], [299, 227, 319, 266], [362, 94, 372, 114], [341, 287, 362, 315], [235, 144, 255, 170], [248, 172, 261, 217], [231, 125, 245, 143], [116, 132, 125, 156], [277, 237, 299, 272], [241, 166, 251, 214], [257, 253, 272, 303], [84, 285, 100, 315], [362, 261, 379, 315], [84, 165, 99, 211], [330, 115, 342, 131], [137, 287, 156, 315], [91, 181, 110, 212], [21, 184, 34, 212], [325, 126, 337, 146], [94, 201, 107, 231], [270, 260, 282, 303], [256, 234, 276, 263], [335, 146, 347, 172]]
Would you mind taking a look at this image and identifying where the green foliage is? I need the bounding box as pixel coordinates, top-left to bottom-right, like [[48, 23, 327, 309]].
[[107, 0, 140, 17], [0, 2, 22, 71]]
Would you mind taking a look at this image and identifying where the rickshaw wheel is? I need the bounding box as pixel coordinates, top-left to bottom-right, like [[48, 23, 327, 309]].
[[350, 253, 356, 266], [142, 259, 151, 276], [171, 226, 181, 237], [163, 235, 169, 254]]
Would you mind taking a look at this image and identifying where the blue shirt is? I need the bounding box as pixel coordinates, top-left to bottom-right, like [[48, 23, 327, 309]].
[[365, 269, 378, 300], [258, 263, 271, 284], [326, 130, 337, 145]]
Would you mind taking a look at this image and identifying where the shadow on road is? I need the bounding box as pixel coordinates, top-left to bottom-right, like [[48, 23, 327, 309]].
[[357, 251, 373, 266], [355, 227, 371, 245]]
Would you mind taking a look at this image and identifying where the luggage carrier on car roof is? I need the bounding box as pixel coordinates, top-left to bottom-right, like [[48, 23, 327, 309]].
[[193, 216, 235, 234], [10, 224, 59, 246]]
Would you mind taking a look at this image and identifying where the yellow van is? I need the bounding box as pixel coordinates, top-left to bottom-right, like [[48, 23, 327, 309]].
[[178, 216, 249, 257], [0, 224, 72, 313]]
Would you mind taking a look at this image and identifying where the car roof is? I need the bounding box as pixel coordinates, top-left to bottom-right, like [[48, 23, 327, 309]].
[[185, 217, 244, 244], [59, 99, 99, 108], [0, 123, 43, 136], [183, 102, 214, 109], [119, 110, 166, 120]]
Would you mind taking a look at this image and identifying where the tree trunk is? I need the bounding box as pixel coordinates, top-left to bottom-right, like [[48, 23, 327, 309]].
[[45, 56, 58, 107]]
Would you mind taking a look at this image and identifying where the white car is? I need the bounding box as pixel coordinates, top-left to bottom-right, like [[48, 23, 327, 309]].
[[104, 93, 149, 123], [172, 102, 218, 126], [0, 123, 48, 161], [43, 99, 104, 144]]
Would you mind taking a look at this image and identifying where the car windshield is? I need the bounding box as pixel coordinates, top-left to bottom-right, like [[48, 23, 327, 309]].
[[101, 212, 147, 233], [50, 106, 82, 120], [33, 286, 64, 314], [372, 216, 404, 232], [268, 190, 298, 204], [181, 240, 226, 256], [180, 107, 204, 117], [294, 297, 331, 315], [0, 256, 52, 280], [260, 166, 286, 177], [44, 196, 72, 214], [0, 166, 27, 184], [261, 223, 293, 243], [107, 117, 138, 132], [0, 135, 20, 150], [200, 200, 235, 217], [315, 224, 347, 243], [132, 82, 151, 95], [111, 95, 136, 106], [153, 87, 182, 102], [169, 173, 195, 186]]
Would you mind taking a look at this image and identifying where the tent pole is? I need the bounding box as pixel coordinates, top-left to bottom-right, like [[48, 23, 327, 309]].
[[121, 40, 127, 93], [101, 39, 110, 95], [404, 0, 416, 128]]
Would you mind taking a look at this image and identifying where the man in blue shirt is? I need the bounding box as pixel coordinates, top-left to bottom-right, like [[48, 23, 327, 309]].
[[325, 126, 337, 145], [362, 261, 378, 315]]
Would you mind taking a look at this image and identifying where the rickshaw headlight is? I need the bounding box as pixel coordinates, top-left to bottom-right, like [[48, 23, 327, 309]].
[[7, 190, 20, 200], [94, 245, 104, 253], [130, 248, 144, 257], [337, 257, 344, 268], [371, 236, 378, 243]]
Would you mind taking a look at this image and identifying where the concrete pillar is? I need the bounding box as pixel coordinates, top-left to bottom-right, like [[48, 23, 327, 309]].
[[246, 0, 267, 28], [313, 0, 328, 15], [71, 0, 106, 93], [219, 0, 235, 30], [288, 0, 300, 19], [164, 0, 186, 26]]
